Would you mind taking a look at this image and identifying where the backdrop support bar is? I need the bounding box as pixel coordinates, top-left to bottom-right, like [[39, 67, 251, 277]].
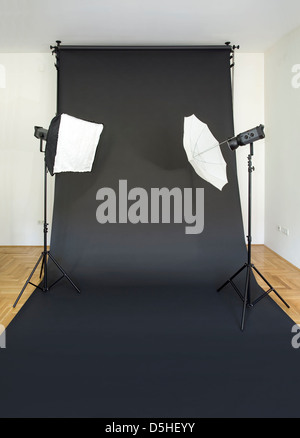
[[56, 44, 231, 51]]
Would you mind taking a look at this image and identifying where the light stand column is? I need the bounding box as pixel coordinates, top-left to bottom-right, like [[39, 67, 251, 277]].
[[42, 141, 49, 291], [218, 143, 290, 331], [240, 143, 255, 331], [13, 138, 80, 308]]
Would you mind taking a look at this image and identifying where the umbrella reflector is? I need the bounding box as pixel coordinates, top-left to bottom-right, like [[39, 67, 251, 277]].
[[183, 114, 228, 191]]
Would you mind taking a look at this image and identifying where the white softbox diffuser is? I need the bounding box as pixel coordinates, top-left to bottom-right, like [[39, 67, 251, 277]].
[[45, 113, 103, 175]]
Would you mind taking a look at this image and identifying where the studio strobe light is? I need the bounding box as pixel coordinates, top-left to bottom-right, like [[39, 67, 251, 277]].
[[13, 114, 103, 308], [217, 124, 290, 330], [182, 116, 289, 330], [225, 124, 265, 150]]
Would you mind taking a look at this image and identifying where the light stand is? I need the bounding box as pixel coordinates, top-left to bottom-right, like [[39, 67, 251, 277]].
[[13, 131, 80, 308], [217, 130, 290, 330]]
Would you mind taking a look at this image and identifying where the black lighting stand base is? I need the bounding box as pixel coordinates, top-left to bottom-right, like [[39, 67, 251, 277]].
[[13, 137, 80, 309], [217, 143, 290, 331], [13, 248, 80, 309]]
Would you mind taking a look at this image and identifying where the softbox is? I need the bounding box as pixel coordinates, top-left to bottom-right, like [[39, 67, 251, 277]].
[[45, 113, 104, 175]]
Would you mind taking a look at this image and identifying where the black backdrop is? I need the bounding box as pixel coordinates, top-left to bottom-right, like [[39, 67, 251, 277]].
[[2, 46, 300, 419], [51, 46, 247, 288]]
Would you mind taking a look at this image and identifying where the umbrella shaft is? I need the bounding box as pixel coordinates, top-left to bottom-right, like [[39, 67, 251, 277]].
[[194, 140, 228, 157]]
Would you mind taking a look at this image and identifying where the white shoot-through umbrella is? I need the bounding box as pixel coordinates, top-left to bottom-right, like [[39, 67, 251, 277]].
[[183, 114, 228, 191]]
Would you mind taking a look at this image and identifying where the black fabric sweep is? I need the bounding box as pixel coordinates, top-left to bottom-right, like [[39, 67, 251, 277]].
[[1, 47, 300, 419]]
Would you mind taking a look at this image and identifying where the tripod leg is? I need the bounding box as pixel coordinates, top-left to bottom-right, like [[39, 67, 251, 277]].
[[241, 266, 251, 331], [39, 256, 45, 279], [248, 264, 252, 305], [217, 264, 247, 292], [252, 265, 290, 308], [13, 253, 44, 308], [48, 253, 80, 294]]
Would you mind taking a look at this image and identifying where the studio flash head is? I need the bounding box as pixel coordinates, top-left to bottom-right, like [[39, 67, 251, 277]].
[[227, 125, 265, 151]]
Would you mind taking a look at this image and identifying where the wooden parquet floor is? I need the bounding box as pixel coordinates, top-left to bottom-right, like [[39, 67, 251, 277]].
[[0, 245, 299, 329], [250, 245, 300, 324], [0, 246, 45, 329]]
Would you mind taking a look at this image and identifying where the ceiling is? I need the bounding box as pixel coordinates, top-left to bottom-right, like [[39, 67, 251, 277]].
[[1, 0, 300, 53]]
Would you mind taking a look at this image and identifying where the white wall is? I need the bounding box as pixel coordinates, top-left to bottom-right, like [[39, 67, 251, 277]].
[[0, 51, 265, 246], [265, 26, 300, 269], [233, 53, 265, 244], [0, 53, 56, 245]]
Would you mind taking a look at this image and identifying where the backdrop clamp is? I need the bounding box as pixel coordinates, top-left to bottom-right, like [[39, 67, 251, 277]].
[[50, 40, 61, 70], [225, 42, 240, 68]]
